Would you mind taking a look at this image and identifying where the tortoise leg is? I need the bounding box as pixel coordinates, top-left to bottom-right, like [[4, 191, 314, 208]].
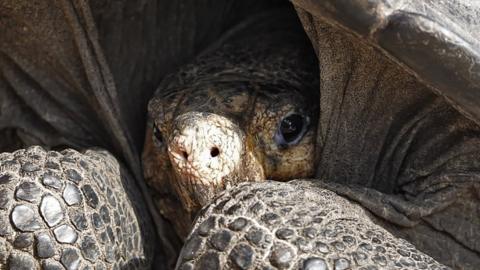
[[176, 181, 449, 270], [0, 146, 155, 269]]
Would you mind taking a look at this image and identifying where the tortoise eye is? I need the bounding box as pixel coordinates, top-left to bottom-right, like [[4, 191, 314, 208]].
[[153, 124, 164, 145], [274, 113, 309, 148]]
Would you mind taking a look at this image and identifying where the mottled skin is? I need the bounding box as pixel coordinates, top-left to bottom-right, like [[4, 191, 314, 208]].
[[143, 11, 319, 238]]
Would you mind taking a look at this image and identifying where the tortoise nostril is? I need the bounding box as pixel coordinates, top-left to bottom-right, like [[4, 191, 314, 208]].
[[210, 147, 220, 158], [182, 151, 189, 160]]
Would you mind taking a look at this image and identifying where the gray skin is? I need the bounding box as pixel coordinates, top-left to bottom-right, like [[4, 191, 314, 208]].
[[177, 181, 450, 270], [0, 147, 155, 269], [1, 1, 480, 270]]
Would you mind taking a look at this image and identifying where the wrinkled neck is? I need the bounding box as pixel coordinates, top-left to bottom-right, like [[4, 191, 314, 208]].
[[309, 20, 447, 193]]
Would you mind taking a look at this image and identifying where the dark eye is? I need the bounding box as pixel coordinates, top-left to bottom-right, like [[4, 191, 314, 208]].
[[153, 124, 164, 145], [274, 113, 309, 147]]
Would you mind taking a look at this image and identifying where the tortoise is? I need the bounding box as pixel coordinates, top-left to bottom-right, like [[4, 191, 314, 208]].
[[0, 1, 479, 270]]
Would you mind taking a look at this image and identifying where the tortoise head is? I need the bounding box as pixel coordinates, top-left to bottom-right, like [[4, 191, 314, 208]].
[[143, 79, 317, 237], [142, 21, 318, 238]]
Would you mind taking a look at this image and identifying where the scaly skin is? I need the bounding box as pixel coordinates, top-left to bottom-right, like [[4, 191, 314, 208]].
[[0, 146, 155, 269], [177, 181, 449, 270]]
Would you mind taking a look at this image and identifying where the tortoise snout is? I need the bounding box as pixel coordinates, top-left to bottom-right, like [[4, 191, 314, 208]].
[[167, 112, 243, 186], [170, 141, 220, 162]]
